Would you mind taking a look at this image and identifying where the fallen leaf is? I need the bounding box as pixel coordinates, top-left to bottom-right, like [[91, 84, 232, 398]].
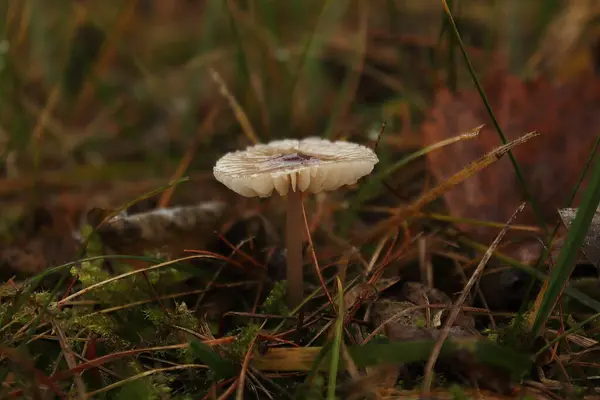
[[422, 69, 600, 260]]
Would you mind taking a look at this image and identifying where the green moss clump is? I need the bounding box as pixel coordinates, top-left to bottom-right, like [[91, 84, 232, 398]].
[[226, 323, 261, 359], [143, 306, 168, 326], [147, 267, 190, 286], [171, 301, 198, 331], [71, 313, 128, 348], [260, 281, 289, 316]]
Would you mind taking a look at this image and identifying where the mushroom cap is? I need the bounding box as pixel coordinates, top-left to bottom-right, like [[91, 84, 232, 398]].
[[213, 137, 379, 197]]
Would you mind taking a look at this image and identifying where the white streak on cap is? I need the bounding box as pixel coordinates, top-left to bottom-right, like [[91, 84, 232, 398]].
[[213, 137, 379, 197]]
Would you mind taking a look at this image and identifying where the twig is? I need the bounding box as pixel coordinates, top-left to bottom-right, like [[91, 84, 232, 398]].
[[421, 201, 526, 394], [209, 68, 259, 144], [373, 121, 386, 154], [217, 379, 238, 400]]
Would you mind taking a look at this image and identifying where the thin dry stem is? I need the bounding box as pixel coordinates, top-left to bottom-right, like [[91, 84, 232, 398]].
[[421, 201, 526, 394], [209, 68, 259, 144], [301, 193, 336, 310], [363, 131, 539, 243]]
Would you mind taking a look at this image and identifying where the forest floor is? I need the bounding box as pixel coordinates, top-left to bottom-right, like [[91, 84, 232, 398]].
[[2, 1, 600, 399]]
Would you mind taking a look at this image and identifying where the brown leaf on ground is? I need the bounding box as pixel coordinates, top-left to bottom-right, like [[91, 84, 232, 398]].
[[421, 70, 600, 260]]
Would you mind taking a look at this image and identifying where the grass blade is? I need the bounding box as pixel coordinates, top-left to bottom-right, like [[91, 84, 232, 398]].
[[458, 236, 600, 312], [525, 134, 600, 330], [350, 126, 481, 213], [363, 131, 539, 243], [531, 150, 600, 337], [440, 0, 547, 237], [252, 339, 532, 379], [327, 278, 345, 400]]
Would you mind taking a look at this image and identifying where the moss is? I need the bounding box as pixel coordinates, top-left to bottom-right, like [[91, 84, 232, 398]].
[[414, 315, 427, 328], [143, 306, 168, 326], [71, 313, 128, 348], [147, 267, 190, 286], [260, 280, 289, 316], [171, 301, 197, 330], [226, 323, 261, 359]]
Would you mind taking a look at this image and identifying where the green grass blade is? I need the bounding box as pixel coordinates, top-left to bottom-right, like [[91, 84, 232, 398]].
[[349, 339, 531, 380], [531, 151, 600, 337], [524, 133, 600, 306], [441, 0, 457, 92], [440, 0, 547, 237], [256, 339, 531, 379], [563, 135, 600, 211], [327, 278, 345, 400], [535, 310, 600, 359]]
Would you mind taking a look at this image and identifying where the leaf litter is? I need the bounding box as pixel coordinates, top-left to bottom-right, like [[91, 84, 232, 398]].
[[422, 68, 600, 263], [4, 2, 600, 399]]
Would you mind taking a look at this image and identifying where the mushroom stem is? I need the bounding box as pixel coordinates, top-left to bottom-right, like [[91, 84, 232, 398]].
[[286, 188, 304, 308]]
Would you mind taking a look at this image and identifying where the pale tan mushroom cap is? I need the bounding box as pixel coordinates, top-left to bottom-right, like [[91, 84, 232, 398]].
[[213, 137, 379, 197]]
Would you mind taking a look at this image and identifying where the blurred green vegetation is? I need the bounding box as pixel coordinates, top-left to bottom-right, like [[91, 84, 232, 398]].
[[0, 0, 573, 209], [3, 0, 600, 398]]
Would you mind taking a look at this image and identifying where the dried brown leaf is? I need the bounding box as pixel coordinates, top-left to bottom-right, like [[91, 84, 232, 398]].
[[422, 71, 600, 259]]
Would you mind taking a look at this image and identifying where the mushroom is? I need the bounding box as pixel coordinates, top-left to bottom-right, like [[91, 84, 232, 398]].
[[213, 137, 379, 307]]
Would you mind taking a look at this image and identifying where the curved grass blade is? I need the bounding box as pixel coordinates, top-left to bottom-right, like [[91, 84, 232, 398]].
[[458, 237, 600, 312], [531, 152, 600, 337], [525, 132, 600, 335], [363, 131, 539, 243], [344, 126, 481, 233]]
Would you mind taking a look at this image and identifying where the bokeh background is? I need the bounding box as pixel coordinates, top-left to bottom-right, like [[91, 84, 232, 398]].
[[4, 0, 598, 213], [4, 1, 600, 398]]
